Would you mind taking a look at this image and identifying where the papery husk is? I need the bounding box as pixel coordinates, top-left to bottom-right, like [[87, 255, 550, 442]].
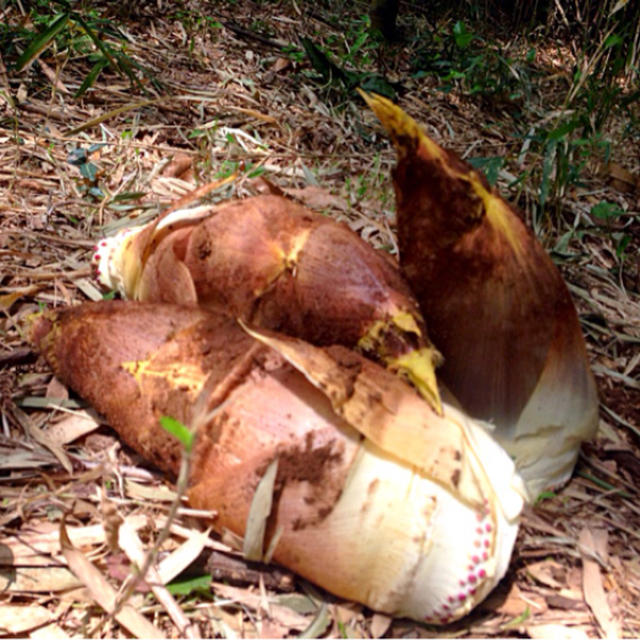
[[31, 301, 525, 623], [92, 194, 443, 413], [360, 90, 599, 498]]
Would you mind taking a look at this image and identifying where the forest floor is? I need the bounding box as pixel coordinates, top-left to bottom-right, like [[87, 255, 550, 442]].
[[1, 1, 639, 638]]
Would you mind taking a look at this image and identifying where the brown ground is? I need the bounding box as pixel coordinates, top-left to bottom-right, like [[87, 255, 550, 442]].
[[1, 1, 639, 638]]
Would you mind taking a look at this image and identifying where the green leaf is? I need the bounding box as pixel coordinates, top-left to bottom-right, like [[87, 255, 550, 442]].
[[247, 166, 266, 178], [79, 162, 98, 182], [452, 21, 473, 49], [534, 490, 556, 504], [502, 607, 531, 629], [109, 191, 146, 203], [72, 14, 119, 73], [349, 31, 369, 57], [300, 37, 347, 86], [548, 119, 579, 140], [67, 148, 88, 166], [591, 201, 624, 220], [576, 471, 631, 498], [159, 415, 194, 452], [88, 186, 104, 199], [444, 69, 466, 80], [358, 74, 396, 100], [74, 59, 109, 98], [613, 233, 631, 257], [468, 156, 504, 186], [604, 34, 623, 48], [15, 13, 71, 72], [166, 573, 212, 597]]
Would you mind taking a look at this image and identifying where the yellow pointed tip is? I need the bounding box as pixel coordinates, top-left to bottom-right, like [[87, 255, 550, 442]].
[[388, 348, 443, 416], [358, 89, 448, 165], [357, 89, 396, 128], [358, 89, 412, 139]]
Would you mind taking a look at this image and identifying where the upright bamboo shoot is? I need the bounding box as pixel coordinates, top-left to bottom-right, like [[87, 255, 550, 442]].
[[360, 91, 599, 497]]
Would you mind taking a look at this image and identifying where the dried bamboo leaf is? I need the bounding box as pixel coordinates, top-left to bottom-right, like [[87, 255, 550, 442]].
[[46, 409, 100, 445], [117, 519, 200, 638], [527, 624, 590, 640], [212, 583, 311, 630], [243, 458, 279, 562], [578, 528, 622, 638], [59, 517, 165, 638], [17, 406, 72, 473], [29, 622, 72, 640], [0, 604, 52, 634], [0, 566, 82, 592], [156, 528, 211, 585]]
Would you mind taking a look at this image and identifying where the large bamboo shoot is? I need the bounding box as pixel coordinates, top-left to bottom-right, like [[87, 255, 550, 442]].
[[92, 194, 443, 413], [360, 91, 599, 498], [32, 301, 525, 623]]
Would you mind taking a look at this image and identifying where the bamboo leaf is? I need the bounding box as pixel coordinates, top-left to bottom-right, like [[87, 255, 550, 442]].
[[74, 59, 109, 98], [67, 148, 88, 165], [59, 518, 165, 638], [166, 573, 212, 597], [300, 603, 331, 638], [603, 34, 623, 49], [453, 21, 474, 49], [72, 14, 119, 72], [79, 162, 98, 182], [15, 13, 71, 72], [18, 396, 83, 409], [609, 0, 629, 15], [539, 138, 556, 210], [243, 457, 278, 562], [109, 191, 146, 203], [65, 98, 160, 136], [300, 37, 347, 85]]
